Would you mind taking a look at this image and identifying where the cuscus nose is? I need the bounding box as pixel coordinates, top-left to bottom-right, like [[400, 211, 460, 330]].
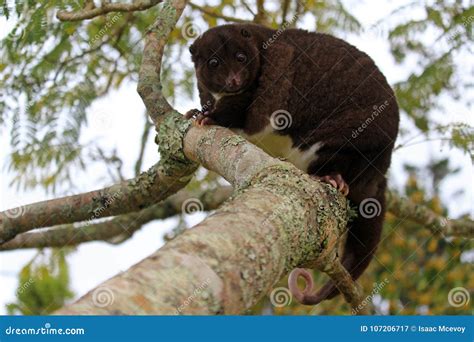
[[225, 73, 242, 90]]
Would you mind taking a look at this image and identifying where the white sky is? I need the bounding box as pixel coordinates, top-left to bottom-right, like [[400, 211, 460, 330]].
[[0, 0, 472, 314]]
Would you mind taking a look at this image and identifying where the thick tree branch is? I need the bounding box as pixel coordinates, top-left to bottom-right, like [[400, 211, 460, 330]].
[[9, 0, 472, 316], [137, 0, 188, 124], [52, 118, 473, 314], [57, 0, 162, 21], [3, 179, 471, 249], [0, 186, 231, 251], [0, 163, 193, 244], [4, 184, 471, 251], [57, 124, 362, 314]]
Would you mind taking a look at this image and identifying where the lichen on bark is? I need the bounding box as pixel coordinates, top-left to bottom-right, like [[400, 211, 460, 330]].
[[157, 111, 198, 179], [56, 123, 355, 315]]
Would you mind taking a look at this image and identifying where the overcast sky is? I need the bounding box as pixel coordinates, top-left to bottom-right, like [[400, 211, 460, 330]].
[[0, 0, 472, 314]]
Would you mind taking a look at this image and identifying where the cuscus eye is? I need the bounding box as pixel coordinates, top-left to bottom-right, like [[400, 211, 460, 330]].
[[208, 58, 219, 68], [236, 52, 247, 63]]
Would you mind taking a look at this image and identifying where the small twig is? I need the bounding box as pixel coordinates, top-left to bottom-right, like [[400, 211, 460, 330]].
[[291, 0, 305, 28], [188, 2, 252, 24], [395, 137, 455, 150], [241, 0, 256, 16], [134, 112, 153, 176], [254, 0, 268, 24], [324, 261, 367, 314], [281, 0, 291, 25], [386, 192, 474, 238], [56, 0, 162, 21]]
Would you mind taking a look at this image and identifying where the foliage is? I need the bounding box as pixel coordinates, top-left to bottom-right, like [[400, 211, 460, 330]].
[[6, 249, 74, 315], [1, 1, 470, 191], [0, 0, 472, 315], [251, 160, 473, 315], [387, 2, 473, 139]]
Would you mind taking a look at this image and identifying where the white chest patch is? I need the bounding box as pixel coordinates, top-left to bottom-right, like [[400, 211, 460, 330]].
[[211, 90, 245, 105], [233, 125, 323, 172], [211, 92, 225, 102]]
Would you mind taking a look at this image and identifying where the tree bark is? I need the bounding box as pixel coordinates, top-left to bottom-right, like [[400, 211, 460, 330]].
[[4, 185, 470, 250], [2, 0, 469, 316], [0, 187, 232, 250], [0, 0, 192, 244], [57, 0, 162, 21], [55, 125, 352, 314], [0, 162, 195, 244]]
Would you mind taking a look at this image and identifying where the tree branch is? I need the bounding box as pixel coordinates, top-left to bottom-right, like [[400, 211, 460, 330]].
[[56, 125, 360, 314], [134, 112, 153, 176], [137, 0, 188, 124], [254, 0, 268, 24], [4, 183, 471, 251], [57, 0, 162, 21], [9, 0, 472, 316], [0, 0, 195, 245], [0, 187, 231, 251], [281, 0, 291, 25], [0, 163, 193, 244], [386, 192, 474, 238], [188, 2, 252, 24]]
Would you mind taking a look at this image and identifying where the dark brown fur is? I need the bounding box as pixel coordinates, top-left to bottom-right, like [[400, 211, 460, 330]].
[[188, 24, 399, 304]]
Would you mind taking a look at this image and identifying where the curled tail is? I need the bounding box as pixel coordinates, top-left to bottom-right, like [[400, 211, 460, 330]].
[[289, 181, 386, 305]]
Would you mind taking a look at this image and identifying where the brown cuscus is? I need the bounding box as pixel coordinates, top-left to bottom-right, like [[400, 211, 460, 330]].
[[186, 24, 399, 305]]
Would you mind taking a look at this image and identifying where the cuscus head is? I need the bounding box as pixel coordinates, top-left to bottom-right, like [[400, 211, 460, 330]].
[[189, 24, 262, 95]]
